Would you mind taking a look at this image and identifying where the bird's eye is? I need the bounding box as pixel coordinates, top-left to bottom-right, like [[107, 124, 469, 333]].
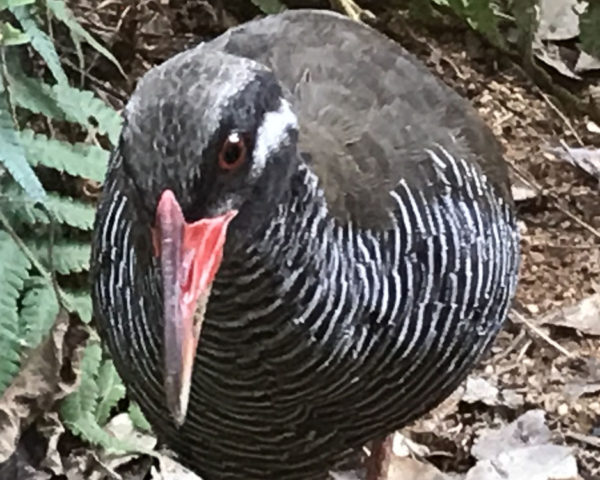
[[218, 132, 247, 171]]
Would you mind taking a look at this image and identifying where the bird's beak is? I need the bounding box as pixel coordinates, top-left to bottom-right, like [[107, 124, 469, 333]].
[[152, 189, 237, 426]]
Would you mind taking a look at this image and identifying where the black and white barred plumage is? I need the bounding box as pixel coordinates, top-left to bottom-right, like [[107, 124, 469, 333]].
[[92, 9, 519, 480]]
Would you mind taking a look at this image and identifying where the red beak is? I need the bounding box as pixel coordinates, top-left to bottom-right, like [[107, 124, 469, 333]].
[[152, 190, 237, 426]]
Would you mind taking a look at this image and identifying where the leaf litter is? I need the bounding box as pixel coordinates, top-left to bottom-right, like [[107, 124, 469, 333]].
[[2, 1, 600, 479]]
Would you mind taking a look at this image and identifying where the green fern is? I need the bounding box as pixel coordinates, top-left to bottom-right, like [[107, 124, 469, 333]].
[[250, 0, 285, 14], [20, 129, 108, 181], [0, 0, 144, 456], [18, 276, 59, 348], [1, 81, 47, 201], [5, 65, 65, 119], [0, 0, 36, 8], [62, 288, 93, 323], [6, 66, 121, 144], [0, 231, 31, 393], [27, 238, 90, 275], [62, 343, 150, 452], [128, 402, 152, 432], [1, 183, 95, 230], [10, 6, 68, 85], [0, 21, 29, 45], [44, 0, 124, 76], [52, 83, 122, 145], [95, 360, 126, 425], [62, 341, 102, 420]]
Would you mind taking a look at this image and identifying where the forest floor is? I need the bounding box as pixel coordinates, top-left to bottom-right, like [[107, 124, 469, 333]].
[[61, 2, 600, 479]]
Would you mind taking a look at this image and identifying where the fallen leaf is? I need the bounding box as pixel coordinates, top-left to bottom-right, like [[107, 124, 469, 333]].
[[538, 294, 600, 336], [98, 413, 157, 472], [0, 309, 87, 463], [465, 445, 578, 480], [550, 143, 600, 181], [462, 376, 500, 406], [536, 0, 584, 41], [575, 51, 600, 72], [392, 432, 430, 458], [472, 410, 551, 460], [532, 39, 582, 80], [38, 413, 65, 475], [467, 410, 579, 480]]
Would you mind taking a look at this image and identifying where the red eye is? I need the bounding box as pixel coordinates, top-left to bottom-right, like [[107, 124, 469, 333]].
[[218, 132, 247, 171]]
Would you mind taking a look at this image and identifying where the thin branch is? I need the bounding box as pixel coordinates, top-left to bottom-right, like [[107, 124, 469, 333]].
[[510, 310, 574, 358]]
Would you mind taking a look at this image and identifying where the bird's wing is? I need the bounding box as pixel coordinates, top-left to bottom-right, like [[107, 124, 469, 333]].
[[208, 9, 511, 228]]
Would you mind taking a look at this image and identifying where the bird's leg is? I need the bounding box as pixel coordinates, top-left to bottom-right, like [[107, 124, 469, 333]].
[[329, 0, 375, 22], [365, 435, 394, 480]]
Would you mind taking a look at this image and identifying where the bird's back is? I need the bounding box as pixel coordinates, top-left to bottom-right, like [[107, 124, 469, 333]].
[[209, 9, 512, 227]]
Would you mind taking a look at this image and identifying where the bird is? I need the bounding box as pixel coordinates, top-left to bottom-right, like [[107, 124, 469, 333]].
[[91, 8, 520, 480]]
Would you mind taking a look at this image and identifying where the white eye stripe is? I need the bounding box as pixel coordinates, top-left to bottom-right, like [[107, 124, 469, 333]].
[[251, 99, 298, 178]]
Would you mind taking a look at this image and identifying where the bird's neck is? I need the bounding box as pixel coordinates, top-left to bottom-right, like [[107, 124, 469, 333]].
[[212, 162, 357, 331]]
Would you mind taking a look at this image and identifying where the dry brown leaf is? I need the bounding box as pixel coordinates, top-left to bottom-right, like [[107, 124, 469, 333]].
[[575, 51, 600, 73], [461, 376, 500, 406], [460, 376, 524, 409], [465, 445, 579, 480], [38, 412, 65, 475], [467, 410, 579, 480], [550, 144, 600, 181], [538, 294, 600, 336], [536, 0, 583, 41], [511, 183, 539, 202], [472, 410, 551, 460], [0, 309, 87, 463]]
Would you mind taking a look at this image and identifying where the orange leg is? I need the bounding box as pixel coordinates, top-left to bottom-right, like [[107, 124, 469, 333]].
[[365, 435, 394, 480]]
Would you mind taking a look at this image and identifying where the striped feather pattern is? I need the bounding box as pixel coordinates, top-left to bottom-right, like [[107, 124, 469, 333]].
[[93, 144, 519, 480]]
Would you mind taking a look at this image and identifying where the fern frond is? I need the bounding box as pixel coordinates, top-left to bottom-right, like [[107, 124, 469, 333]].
[[128, 402, 151, 432], [45, 0, 124, 75], [2, 183, 96, 230], [10, 5, 68, 84], [5, 60, 65, 119], [0, 83, 46, 201], [52, 83, 122, 145], [0, 231, 31, 393], [249, 0, 285, 14], [20, 129, 108, 182], [61, 341, 102, 423], [62, 288, 92, 323], [0, 0, 36, 8], [18, 276, 58, 348], [62, 343, 136, 452], [65, 411, 129, 451], [6, 63, 121, 143], [27, 238, 90, 275], [0, 22, 29, 45], [95, 359, 126, 426]]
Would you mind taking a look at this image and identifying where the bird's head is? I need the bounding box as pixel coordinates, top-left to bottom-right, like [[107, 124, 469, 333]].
[[118, 47, 299, 425]]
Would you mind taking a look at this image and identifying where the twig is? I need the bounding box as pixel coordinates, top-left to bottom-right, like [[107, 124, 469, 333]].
[[494, 328, 527, 362], [536, 89, 584, 147], [565, 431, 600, 449], [61, 57, 127, 103], [508, 163, 600, 241], [510, 310, 574, 358]]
